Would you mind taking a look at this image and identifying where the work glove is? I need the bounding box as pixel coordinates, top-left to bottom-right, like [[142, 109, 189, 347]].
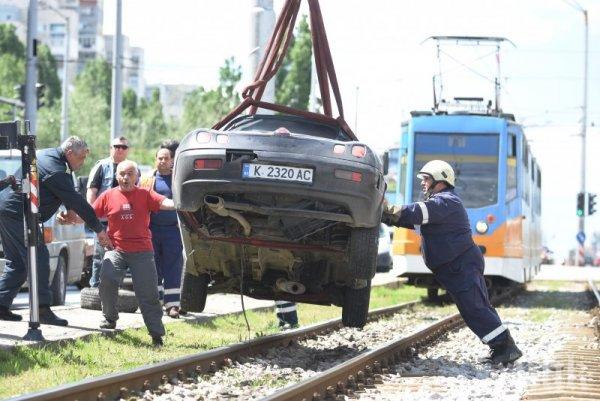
[[381, 200, 402, 226]]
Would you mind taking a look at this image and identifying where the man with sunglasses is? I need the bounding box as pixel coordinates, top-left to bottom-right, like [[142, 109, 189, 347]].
[[86, 136, 132, 287]]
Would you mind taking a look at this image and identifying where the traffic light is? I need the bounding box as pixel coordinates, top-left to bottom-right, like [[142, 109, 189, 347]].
[[36, 83, 46, 109], [577, 192, 585, 216], [589, 193, 597, 215]]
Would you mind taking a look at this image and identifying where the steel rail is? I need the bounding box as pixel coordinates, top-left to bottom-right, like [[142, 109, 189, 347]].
[[7, 301, 420, 401], [262, 313, 464, 401], [261, 285, 522, 401]]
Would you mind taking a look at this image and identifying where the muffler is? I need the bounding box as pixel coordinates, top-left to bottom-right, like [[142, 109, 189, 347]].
[[275, 278, 306, 295], [204, 195, 251, 237]]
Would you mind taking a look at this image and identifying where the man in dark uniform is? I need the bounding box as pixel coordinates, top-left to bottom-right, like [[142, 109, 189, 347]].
[[382, 160, 522, 365], [0, 137, 111, 324]]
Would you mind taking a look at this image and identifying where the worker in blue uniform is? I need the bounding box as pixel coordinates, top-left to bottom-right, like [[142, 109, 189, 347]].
[[382, 160, 522, 365], [0, 137, 111, 324]]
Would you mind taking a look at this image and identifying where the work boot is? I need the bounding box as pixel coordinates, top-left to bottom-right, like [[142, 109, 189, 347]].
[[39, 306, 68, 326], [151, 335, 163, 347], [99, 319, 116, 329], [489, 330, 523, 365], [0, 305, 22, 321]]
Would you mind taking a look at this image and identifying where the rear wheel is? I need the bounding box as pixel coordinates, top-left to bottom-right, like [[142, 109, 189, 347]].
[[348, 226, 379, 280], [51, 254, 67, 306], [342, 280, 371, 328], [180, 272, 209, 313]]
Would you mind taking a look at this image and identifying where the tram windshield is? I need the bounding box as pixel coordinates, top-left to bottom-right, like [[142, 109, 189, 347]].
[[412, 132, 499, 208]]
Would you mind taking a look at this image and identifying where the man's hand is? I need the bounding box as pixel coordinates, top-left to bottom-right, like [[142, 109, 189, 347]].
[[97, 230, 113, 250], [381, 202, 402, 226], [56, 210, 84, 225]]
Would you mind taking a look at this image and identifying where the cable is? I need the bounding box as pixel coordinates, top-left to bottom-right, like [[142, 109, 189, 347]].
[[240, 245, 251, 339]]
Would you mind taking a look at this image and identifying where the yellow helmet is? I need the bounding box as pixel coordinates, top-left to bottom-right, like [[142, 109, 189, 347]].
[[417, 160, 455, 187]]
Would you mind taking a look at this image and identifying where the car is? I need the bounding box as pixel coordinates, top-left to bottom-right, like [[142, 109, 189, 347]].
[[377, 224, 393, 273], [173, 114, 386, 327], [0, 150, 92, 305]]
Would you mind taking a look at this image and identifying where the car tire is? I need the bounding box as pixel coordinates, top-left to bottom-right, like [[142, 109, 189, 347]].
[[342, 279, 371, 328], [348, 226, 379, 280], [180, 272, 209, 313], [80, 287, 139, 313], [51, 254, 67, 306]]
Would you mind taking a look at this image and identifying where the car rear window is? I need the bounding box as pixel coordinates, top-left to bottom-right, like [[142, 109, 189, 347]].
[[226, 115, 351, 141]]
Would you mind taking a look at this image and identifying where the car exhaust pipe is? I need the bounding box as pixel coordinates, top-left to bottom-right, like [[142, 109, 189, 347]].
[[275, 278, 306, 295], [204, 195, 251, 237]]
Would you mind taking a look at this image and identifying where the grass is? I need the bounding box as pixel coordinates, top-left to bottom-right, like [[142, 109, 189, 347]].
[[0, 284, 426, 398]]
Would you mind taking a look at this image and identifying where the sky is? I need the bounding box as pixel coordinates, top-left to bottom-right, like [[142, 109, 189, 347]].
[[103, 0, 600, 260]]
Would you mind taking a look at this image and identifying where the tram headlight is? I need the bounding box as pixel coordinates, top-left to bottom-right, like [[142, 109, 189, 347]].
[[475, 220, 489, 234]]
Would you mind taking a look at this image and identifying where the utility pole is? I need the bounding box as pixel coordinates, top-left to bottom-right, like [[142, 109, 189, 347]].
[[578, 9, 588, 265], [249, 0, 275, 105], [25, 0, 38, 133], [110, 0, 123, 140]]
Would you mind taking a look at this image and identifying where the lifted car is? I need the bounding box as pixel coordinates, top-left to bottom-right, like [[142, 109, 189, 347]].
[[174, 114, 386, 327]]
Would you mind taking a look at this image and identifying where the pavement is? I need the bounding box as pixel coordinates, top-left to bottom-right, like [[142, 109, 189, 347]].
[[0, 271, 403, 349], [533, 264, 600, 282]]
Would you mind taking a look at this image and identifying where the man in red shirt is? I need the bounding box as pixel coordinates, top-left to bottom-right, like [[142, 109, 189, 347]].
[[93, 160, 174, 346]]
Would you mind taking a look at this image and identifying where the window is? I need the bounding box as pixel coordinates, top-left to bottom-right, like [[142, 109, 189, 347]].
[[413, 132, 499, 208], [506, 132, 517, 201], [385, 147, 407, 205]]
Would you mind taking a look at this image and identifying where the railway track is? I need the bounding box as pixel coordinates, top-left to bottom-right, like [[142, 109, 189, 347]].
[[8, 301, 425, 401]]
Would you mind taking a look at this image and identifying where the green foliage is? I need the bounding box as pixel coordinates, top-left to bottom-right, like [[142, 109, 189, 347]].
[[37, 44, 62, 107], [181, 57, 242, 132], [0, 24, 24, 59], [35, 104, 61, 148], [73, 58, 112, 116], [275, 15, 312, 110]]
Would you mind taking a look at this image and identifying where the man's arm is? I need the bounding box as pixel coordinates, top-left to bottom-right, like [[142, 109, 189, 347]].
[[160, 198, 175, 210], [86, 162, 103, 204], [44, 173, 104, 233]]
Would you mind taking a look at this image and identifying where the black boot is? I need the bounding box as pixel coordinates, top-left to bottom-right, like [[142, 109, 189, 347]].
[[39, 306, 68, 326], [0, 305, 22, 321], [489, 330, 523, 365]]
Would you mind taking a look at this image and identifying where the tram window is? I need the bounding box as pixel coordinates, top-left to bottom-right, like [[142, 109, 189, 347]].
[[385, 148, 407, 204], [506, 133, 517, 202], [413, 132, 499, 208]]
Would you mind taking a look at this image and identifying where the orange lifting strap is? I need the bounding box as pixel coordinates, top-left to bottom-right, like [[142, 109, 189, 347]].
[[213, 0, 357, 141]]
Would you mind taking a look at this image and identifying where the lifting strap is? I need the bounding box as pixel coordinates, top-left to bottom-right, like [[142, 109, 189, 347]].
[[212, 0, 357, 141]]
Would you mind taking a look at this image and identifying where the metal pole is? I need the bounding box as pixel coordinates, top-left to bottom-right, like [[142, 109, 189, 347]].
[[495, 43, 501, 112], [110, 0, 123, 140], [25, 0, 38, 133], [60, 17, 70, 141], [21, 121, 44, 341], [578, 10, 588, 265]]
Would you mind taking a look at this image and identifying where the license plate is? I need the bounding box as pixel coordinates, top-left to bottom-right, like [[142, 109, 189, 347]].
[[242, 163, 313, 184]]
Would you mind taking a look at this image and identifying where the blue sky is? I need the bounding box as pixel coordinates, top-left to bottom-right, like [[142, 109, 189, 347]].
[[104, 0, 600, 259]]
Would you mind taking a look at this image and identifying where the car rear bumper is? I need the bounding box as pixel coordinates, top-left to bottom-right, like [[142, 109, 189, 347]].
[[174, 148, 385, 227]]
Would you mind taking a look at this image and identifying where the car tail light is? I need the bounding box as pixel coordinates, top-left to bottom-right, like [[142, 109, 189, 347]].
[[194, 159, 222, 170], [196, 131, 212, 143], [335, 169, 362, 182], [216, 134, 229, 144], [333, 144, 345, 154], [352, 145, 366, 158], [43, 227, 53, 244]]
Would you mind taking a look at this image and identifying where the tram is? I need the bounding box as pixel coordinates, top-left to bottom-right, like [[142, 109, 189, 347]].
[[385, 37, 541, 297]]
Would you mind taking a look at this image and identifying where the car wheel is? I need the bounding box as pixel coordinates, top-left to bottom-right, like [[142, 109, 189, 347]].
[[180, 272, 209, 313], [51, 254, 67, 306], [80, 287, 139, 313], [348, 226, 379, 279], [342, 280, 371, 328]]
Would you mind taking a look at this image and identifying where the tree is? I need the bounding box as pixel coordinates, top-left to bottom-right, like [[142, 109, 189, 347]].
[[37, 44, 62, 107], [181, 57, 242, 132], [0, 24, 24, 59], [73, 58, 112, 116], [275, 15, 312, 110]]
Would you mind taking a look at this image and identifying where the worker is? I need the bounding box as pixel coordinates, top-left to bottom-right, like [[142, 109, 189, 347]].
[[381, 160, 523, 365], [0, 137, 110, 324]]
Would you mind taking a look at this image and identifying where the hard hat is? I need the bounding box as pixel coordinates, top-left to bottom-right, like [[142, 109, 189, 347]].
[[417, 160, 455, 187]]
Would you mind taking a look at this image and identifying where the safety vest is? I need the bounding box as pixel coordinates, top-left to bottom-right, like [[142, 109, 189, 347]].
[[88, 157, 115, 197]]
